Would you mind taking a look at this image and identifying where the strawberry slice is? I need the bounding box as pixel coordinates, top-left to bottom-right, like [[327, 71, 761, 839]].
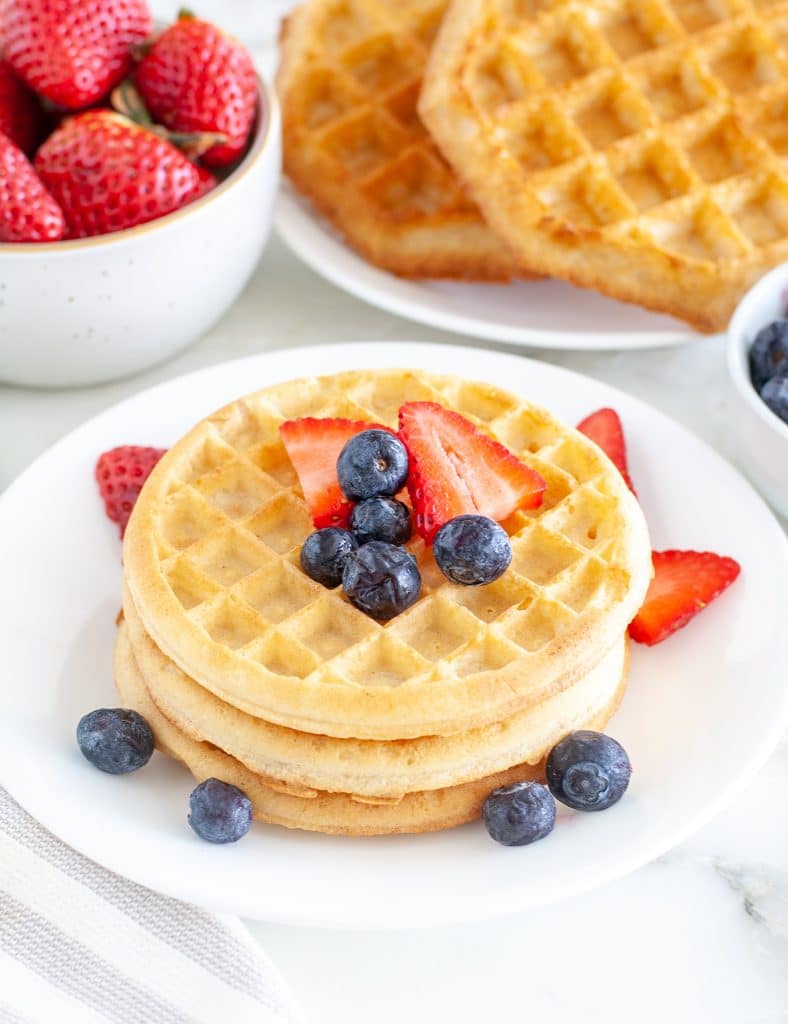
[[576, 408, 636, 495], [398, 402, 546, 544], [95, 445, 166, 537], [279, 417, 388, 529], [629, 550, 741, 646]]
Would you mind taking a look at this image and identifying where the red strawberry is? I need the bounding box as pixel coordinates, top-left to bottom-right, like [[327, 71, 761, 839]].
[[398, 402, 546, 544], [135, 11, 257, 168], [0, 60, 43, 155], [96, 445, 166, 536], [0, 0, 152, 110], [34, 111, 216, 238], [629, 550, 741, 646], [0, 132, 65, 243], [280, 418, 389, 529], [576, 408, 636, 494]]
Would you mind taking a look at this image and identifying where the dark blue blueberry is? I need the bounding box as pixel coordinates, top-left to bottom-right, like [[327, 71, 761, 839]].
[[433, 514, 512, 586], [483, 781, 556, 847], [750, 320, 788, 391], [337, 429, 409, 501], [76, 708, 154, 775], [188, 778, 253, 844], [761, 372, 788, 424], [342, 540, 421, 620], [546, 730, 631, 812], [349, 497, 412, 546], [300, 527, 358, 588]]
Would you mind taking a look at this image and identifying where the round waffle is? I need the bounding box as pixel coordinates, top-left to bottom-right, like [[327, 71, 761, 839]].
[[123, 590, 628, 799], [115, 622, 627, 835], [123, 369, 651, 740]]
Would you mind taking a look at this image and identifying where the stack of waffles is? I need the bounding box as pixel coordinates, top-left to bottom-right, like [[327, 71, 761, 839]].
[[279, 0, 788, 330], [115, 369, 652, 835]]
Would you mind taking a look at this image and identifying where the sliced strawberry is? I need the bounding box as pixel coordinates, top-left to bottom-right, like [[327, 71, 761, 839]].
[[95, 445, 166, 537], [398, 402, 546, 544], [279, 418, 388, 529], [629, 550, 741, 646], [576, 407, 636, 495]]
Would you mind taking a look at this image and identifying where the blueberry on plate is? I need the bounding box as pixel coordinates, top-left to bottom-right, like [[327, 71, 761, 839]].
[[188, 778, 253, 844], [300, 527, 358, 588], [761, 373, 788, 424], [546, 730, 631, 812], [76, 707, 154, 775], [483, 781, 556, 847], [342, 540, 421, 620], [433, 514, 512, 585], [749, 320, 788, 390], [337, 429, 409, 501], [349, 497, 412, 546]]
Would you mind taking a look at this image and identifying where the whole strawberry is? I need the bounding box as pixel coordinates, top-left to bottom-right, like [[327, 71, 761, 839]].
[[35, 111, 216, 238], [95, 445, 166, 536], [135, 10, 257, 168], [0, 0, 152, 110], [0, 60, 42, 154], [0, 131, 65, 242]]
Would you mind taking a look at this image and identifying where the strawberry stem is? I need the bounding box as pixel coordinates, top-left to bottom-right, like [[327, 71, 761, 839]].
[[177, 7, 197, 19], [111, 79, 153, 127]]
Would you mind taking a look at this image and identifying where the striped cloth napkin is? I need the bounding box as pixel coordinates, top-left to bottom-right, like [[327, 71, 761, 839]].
[[0, 787, 303, 1024]]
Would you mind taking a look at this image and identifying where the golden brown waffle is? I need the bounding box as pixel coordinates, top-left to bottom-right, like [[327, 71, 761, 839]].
[[123, 589, 628, 799], [277, 0, 519, 279], [115, 622, 627, 835], [122, 369, 651, 741], [419, 0, 788, 330]]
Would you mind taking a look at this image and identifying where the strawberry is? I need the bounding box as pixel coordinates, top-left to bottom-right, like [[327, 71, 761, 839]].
[[135, 10, 257, 168], [34, 111, 216, 238], [280, 418, 389, 529], [576, 408, 636, 494], [0, 132, 65, 242], [398, 402, 546, 544], [629, 550, 741, 646], [0, 60, 43, 155], [96, 445, 166, 536], [0, 0, 152, 110]]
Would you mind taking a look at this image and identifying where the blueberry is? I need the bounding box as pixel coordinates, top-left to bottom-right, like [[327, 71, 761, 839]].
[[761, 372, 788, 424], [483, 781, 556, 847], [546, 730, 631, 812], [349, 497, 412, 546], [342, 540, 421, 620], [300, 527, 358, 588], [76, 707, 154, 775], [433, 515, 512, 585], [337, 430, 409, 501], [750, 320, 788, 390], [188, 778, 253, 844]]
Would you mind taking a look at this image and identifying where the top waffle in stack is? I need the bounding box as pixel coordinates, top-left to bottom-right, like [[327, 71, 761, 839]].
[[122, 370, 651, 746], [420, 0, 788, 330], [277, 0, 518, 279]]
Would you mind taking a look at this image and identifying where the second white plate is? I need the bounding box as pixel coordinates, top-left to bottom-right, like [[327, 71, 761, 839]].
[[275, 187, 707, 351]]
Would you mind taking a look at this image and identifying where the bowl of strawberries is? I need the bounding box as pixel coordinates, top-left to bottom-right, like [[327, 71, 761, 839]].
[[0, 1, 281, 388]]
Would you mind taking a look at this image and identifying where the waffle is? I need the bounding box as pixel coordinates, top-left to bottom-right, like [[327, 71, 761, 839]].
[[419, 0, 788, 331], [115, 622, 627, 834], [122, 369, 651, 741], [123, 588, 628, 799], [277, 0, 519, 279]]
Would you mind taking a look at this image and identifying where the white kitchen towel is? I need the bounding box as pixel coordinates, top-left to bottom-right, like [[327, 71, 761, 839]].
[[0, 787, 303, 1024]]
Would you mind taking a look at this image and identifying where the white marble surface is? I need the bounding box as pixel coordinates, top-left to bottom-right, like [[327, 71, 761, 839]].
[[2, 3, 788, 1020]]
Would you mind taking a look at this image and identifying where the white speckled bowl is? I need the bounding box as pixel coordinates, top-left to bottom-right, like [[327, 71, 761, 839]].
[[727, 264, 788, 520], [0, 79, 280, 389]]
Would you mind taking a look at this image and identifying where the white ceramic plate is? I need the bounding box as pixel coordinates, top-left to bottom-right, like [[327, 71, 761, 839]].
[[275, 188, 706, 351], [1, 342, 785, 929]]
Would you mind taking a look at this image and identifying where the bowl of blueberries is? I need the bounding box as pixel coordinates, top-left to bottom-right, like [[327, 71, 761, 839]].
[[728, 265, 788, 521]]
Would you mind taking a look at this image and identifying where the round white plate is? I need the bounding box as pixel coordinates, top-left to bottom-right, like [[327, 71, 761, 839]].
[[275, 188, 706, 351], [1, 342, 785, 929]]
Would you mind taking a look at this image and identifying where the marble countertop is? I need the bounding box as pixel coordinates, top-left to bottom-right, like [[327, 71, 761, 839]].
[[2, 4, 787, 1020]]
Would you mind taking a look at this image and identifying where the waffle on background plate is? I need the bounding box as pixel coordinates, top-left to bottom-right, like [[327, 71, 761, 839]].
[[117, 369, 651, 835]]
